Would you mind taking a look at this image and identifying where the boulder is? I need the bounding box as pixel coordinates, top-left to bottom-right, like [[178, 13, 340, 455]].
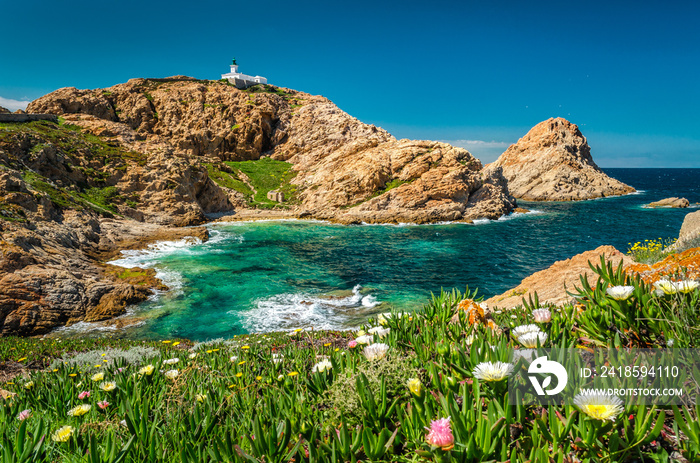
[[645, 197, 690, 208], [485, 245, 633, 309]]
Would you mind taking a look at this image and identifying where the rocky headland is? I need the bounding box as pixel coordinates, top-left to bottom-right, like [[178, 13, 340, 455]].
[[486, 117, 635, 201], [2, 78, 633, 335]]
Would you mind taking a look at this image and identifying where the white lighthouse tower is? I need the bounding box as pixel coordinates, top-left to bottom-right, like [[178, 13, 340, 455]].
[[221, 58, 267, 89]]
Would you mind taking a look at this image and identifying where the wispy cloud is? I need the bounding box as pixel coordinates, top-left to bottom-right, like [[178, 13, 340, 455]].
[[439, 139, 512, 164], [0, 96, 31, 112]]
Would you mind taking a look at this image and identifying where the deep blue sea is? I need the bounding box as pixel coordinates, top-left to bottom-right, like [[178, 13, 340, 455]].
[[59, 169, 700, 340]]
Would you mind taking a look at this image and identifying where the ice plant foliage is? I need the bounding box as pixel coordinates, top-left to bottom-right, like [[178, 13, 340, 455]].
[[606, 285, 635, 300], [573, 391, 624, 422], [425, 417, 454, 450], [472, 361, 514, 382]]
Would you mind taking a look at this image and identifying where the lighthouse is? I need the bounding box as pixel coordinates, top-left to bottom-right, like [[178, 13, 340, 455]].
[[221, 58, 268, 89]]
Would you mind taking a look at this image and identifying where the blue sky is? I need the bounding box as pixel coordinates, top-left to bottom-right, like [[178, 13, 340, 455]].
[[2, 0, 698, 167]]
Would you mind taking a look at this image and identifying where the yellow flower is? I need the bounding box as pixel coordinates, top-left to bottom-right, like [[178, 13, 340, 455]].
[[52, 369, 58, 372], [574, 392, 624, 422], [235, 372, 243, 378], [256, 376, 262, 381], [17, 357, 27, 362], [212, 348, 220, 352], [172, 342, 180, 347], [241, 346, 250, 350], [206, 350, 212, 354], [238, 361, 246, 365], [100, 381, 116, 392], [162, 340, 171, 344], [101, 353, 106, 357], [94, 365, 101, 368], [287, 371, 299, 377], [24, 381, 34, 389], [52, 425, 74, 442], [91, 372, 104, 382], [324, 343, 331, 347], [407, 378, 422, 396], [138, 365, 154, 376], [195, 394, 206, 402], [67, 404, 91, 416], [68, 374, 77, 377]]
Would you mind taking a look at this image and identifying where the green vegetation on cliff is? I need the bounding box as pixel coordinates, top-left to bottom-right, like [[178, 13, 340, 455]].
[[206, 158, 299, 209]]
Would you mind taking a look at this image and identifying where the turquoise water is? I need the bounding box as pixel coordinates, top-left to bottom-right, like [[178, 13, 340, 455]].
[[73, 169, 700, 340]]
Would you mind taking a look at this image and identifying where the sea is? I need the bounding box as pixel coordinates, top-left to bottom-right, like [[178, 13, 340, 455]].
[[55, 168, 700, 341]]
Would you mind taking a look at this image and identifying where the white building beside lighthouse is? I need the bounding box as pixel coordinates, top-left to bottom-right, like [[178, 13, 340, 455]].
[[221, 59, 267, 89]]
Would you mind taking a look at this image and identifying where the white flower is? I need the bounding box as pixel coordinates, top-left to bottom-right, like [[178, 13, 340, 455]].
[[465, 334, 475, 346], [606, 285, 635, 301], [368, 327, 390, 338], [573, 391, 624, 422], [511, 324, 541, 338], [676, 280, 700, 293], [515, 331, 548, 348], [472, 361, 514, 382], [188, 353, 197, 359], [667, 339, 674, 347], [230, 356, 239, 363], [355, 335, 372, 345], [164, 369, 179, 380], [163, 358, 179, 365], [654, 279, 678, 295], [272, 353, 284, 364], [532, 308, 552, 323], [362, 343, 390, 361], [312, 359, 333, 373]]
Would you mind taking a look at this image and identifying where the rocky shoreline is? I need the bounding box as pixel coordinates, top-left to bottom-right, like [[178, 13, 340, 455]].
[[1, 78, 637, 336]]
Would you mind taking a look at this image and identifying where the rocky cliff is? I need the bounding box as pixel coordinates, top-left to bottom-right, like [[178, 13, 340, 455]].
[[486, 117, 635, 201], [28, 78, 516, 223], [1, 77, 520, 335]]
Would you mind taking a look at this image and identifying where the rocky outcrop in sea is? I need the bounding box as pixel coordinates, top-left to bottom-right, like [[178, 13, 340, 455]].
[[486, 117, 635, 201]]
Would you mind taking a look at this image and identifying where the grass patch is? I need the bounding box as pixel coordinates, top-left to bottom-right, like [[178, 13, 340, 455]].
[[204, 163, 253, 197], [224, 158, 298, 208], [21, 171, 118, 216]]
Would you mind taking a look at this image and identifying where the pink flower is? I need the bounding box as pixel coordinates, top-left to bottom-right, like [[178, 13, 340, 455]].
[[348, 340, 358, 348], [117, 368, 124, 373], [17, 409, 31, 421], [78, 391, 90, 400], [97, 400, 110, 409], [425, 417, 454, 450]]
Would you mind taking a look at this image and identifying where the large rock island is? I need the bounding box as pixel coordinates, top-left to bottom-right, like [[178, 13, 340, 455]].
[[486, 117, 635, 201]]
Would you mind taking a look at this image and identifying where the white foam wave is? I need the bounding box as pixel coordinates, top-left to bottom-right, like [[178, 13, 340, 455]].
[[240, 285, 381, 332]]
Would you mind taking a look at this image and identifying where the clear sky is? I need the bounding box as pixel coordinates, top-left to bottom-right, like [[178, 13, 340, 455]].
[[2, 0, 698, 167]]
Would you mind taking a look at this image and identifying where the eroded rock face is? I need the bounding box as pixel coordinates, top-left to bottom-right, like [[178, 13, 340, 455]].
[[645, 197, 690, 208], [485, 245, 633, 309], [487, 118, 635, 201], [674, 210, 700, 249], [29, 78, 517, 223]]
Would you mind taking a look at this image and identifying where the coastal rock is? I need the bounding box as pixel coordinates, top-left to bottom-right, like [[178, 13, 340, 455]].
[[0, 106, 10, 114], [487, 118, 635, 201], [645, 197, 690, 208], [485, 245, 633, 309], [673, 210, 700, 250], [28, 78, 516, 223]]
